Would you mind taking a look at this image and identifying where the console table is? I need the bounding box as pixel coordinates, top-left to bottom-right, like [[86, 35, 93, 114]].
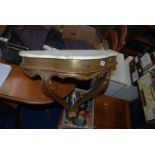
[[19, 49, 118, 119]]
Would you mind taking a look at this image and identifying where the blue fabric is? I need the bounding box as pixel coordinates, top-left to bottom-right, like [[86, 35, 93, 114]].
[[0, 105, 62, 129], [0, 113, 16, 128], [45, 28, 65, 49], [13, 25, 49, 50], [18, 105, 62, 129]]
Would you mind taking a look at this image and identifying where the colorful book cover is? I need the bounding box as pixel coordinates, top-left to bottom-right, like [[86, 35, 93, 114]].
[[138, 71, 155, 121], [59, 88, 94, 129]]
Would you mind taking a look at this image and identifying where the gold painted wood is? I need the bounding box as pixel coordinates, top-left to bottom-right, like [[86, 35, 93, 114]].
[[19, 50, 118, 119]]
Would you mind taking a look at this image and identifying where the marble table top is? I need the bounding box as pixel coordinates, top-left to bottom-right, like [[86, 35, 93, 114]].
[[19, 49, 118, 60]]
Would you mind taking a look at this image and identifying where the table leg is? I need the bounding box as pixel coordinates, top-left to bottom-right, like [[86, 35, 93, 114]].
[[40, 71, 111, 119]]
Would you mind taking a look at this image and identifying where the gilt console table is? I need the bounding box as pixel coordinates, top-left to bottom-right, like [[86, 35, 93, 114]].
[[19, 50, 118, 119]]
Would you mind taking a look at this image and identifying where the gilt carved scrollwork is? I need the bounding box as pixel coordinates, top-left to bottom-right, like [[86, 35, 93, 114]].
[[22, 68, 111, 119], [24, 69, 110, 119], [19, 50, 118, 119]]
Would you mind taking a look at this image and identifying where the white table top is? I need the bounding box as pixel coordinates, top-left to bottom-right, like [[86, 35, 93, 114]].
[[19, 49, 118, 60]]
